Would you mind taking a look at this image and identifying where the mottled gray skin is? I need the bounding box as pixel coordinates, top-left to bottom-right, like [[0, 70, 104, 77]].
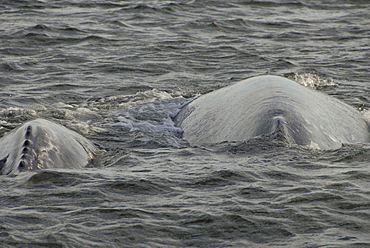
[[0, 119, 99, 175], [175, 75, 370, 149]]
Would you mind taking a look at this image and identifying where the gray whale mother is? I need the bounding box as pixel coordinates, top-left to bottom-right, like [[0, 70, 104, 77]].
[[174, 75, 370, 149], [0, 118, 99, 175]]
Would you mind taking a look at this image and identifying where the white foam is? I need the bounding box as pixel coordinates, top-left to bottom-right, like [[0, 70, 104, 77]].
[[362, 109, 370, 125], [287, 72, 337, 89]]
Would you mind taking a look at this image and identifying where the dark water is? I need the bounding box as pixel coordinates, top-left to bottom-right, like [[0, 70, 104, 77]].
[[1, 0, 370, 247]]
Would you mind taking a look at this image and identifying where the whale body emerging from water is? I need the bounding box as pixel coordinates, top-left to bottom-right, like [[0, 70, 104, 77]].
[[174, 75, 370, 149], [0, 118, 99, 175]]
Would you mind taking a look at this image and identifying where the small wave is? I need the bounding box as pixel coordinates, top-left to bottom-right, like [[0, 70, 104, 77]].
[[88, 89, 173, 110], [185, 170, 257, 188], [237, 1, 306, 8], [24, 32, 50, 39], [0, 62, 25, 72], [101, 179, 173, 195], [24, 170, 95, 187]]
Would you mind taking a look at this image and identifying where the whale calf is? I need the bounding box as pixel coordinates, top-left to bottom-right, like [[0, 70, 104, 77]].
[[0, 118, 99, 175], [174, 75, 370, 149]]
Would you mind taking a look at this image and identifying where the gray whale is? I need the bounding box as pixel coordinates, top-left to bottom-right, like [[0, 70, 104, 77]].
[[174, 75, 370, 149], [0, 118, 99, 175]]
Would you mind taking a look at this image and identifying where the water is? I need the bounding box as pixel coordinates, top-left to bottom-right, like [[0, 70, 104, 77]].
[[1, 0, 370, 247]]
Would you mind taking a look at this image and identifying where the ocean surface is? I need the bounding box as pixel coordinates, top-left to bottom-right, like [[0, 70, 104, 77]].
[[1, 0, 370, 247]]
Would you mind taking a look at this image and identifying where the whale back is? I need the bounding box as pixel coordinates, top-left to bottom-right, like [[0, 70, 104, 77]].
[[174, 75, 370, 149], [0, 119, 99, 175]]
